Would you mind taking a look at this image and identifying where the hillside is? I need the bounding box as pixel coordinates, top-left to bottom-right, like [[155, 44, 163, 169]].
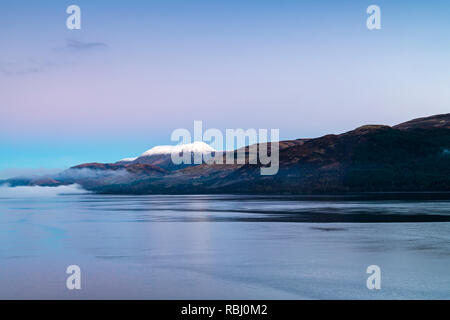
[[3, 113, 449, 194], [93, 113, 450, 194]]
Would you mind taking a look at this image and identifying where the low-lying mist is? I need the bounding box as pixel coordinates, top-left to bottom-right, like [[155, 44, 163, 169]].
[[0, 184, 88, 197], [56, 168, 130, 180]]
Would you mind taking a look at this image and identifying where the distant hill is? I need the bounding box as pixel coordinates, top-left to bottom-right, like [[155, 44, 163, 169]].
[[3, 113, 450, 194]]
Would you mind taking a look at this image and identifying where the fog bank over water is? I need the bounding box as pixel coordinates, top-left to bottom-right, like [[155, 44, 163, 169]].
[[0, 184, 88, 197], [0, 168, 64, 179]]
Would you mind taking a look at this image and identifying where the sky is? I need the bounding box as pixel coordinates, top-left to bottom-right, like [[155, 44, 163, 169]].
[[1, 0, 450, 176]]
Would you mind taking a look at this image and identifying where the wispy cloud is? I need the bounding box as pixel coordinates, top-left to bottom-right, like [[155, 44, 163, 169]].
[[66, 39, 108, 52], [0, 39, 108, 76], [0, 60, 53, 76]]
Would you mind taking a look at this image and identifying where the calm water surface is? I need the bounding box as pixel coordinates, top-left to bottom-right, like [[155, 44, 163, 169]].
[[0, 190, 449, 299]]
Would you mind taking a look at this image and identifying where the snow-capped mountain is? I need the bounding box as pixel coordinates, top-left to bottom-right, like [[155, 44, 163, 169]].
[[140, 141, 216, 157], [117, 141, 217, 170], [2, 113, 449, 195]]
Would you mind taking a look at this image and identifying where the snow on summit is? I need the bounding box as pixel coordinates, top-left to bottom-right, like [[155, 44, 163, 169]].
[[140, 141, 216, 157], [117, 142, 216, 163]]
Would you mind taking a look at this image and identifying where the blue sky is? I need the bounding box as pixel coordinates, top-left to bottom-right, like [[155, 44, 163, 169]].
[[1, 0, 450, 176]]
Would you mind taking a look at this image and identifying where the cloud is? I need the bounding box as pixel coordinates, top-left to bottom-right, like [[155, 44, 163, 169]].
[[0, 60, 53, 76], [56, 168, 129, 180], [0, 168, 64, 180], [0, 184, 88, 197], [66, 39, 108, 52], [0, 40, 107, 76]]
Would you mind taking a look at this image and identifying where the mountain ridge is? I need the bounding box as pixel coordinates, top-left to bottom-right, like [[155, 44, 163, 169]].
[[2, 113, 449, 194]]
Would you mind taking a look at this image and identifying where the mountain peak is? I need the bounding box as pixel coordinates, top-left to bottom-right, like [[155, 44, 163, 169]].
[[140, 141, 216, 157]]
